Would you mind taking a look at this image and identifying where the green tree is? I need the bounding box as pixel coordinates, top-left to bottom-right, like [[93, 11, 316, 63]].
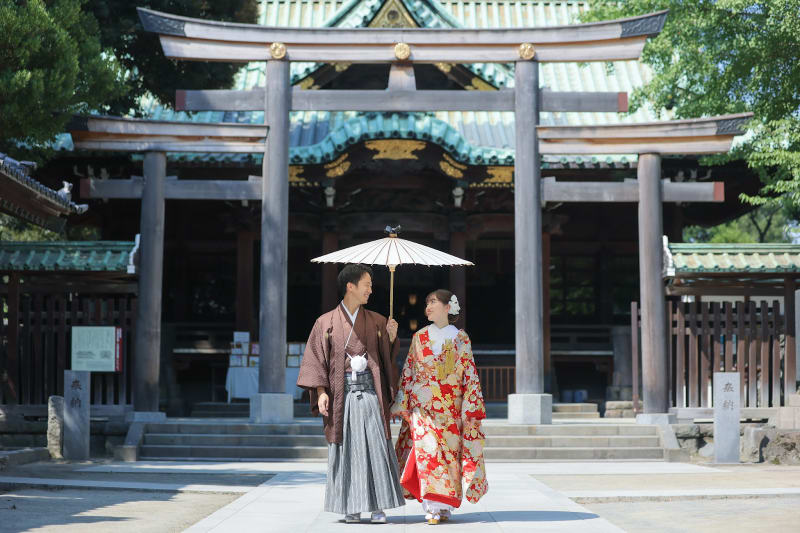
[[0, 0, 126, 156], [87, 1, 259, 116], [683, 205, 797, 243], [0, 1, 258, 157], [582, 1, 800, 207]]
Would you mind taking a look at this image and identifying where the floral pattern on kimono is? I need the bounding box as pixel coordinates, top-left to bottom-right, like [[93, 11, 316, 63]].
[[391, 327, 488, 507]]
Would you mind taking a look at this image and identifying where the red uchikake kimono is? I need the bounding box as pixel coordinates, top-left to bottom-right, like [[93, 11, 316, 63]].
[[391, 326, 488, 508]]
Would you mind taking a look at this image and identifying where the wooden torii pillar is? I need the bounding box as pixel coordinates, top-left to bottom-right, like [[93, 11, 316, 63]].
[[538, 113, 752, 420], [69, 116, 268, 419]]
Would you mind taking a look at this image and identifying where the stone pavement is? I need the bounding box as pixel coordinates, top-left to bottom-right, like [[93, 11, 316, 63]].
[[1, 460, 799, 532]]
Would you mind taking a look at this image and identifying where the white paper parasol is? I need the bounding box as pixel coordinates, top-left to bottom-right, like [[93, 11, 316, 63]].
[[311, 226, 473, 318]]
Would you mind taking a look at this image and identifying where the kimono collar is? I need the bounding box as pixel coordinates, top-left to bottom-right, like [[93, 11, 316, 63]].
[[427, 323, 459, 354], [340, 300, 360, 325]]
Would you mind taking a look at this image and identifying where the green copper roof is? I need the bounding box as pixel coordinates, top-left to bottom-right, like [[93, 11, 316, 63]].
[[0, 241, 138, 273], [665, 243, 800, 275], [59, 0, 657, 168]]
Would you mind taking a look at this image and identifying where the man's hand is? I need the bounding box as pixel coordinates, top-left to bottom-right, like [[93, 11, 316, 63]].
[[386, 318, 399, 343], [317, 391, 329, 417]]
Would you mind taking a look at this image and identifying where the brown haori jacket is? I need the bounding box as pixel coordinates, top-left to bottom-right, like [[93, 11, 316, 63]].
[[297, 305, 400, 444]]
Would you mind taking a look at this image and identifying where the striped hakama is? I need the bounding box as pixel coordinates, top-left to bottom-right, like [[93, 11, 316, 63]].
[[324, 371, 405, 515]]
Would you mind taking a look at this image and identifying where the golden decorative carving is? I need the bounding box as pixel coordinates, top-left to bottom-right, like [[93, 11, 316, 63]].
[[439, 160, 464, 178], [324, 154, 351, 178], [334, 62, 351, 72], [325, 161, 350, 178], [289, 165, 306, 183], [324, 153, 349, 169], [443, 153, 467, 171], [519, 42, 536, 60], [483, 166, 514, 186], [270, 42, 287, 59], [467, 77, 495, 91], [364, 140, 426, 160], [297, 76, 314, 90], [369, 0, 417, 28], [394, 42, 411, 61], [435, 62, 453, 74]]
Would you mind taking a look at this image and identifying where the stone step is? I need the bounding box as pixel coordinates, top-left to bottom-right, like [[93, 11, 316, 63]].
[[143, 433, 328, 447], [145, 423, 325, 436], [189, 411, 249, 418], [552, 412, 600, 419], [472, 424, 658, 437], [145, 421, 658, 437], [140, 443, 663, 461], [139, 444, 328, 460], [552, 403, 599, 413], [483, 447, 665, 461], [483, 435, 661, 448], [141, 432, 659, 449]]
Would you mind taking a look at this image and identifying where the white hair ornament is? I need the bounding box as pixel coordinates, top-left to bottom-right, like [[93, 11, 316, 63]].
[[448, 295, 460, 315]]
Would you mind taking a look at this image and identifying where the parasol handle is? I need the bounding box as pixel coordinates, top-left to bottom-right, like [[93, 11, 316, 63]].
[[389, 265, 396, 319]]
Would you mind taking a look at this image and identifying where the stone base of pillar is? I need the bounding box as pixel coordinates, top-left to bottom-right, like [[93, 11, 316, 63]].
[[635, 413, 676, 426], [508, 393, 552, 425], [250, 393, 294, 423], [126, 411, 167, 423]]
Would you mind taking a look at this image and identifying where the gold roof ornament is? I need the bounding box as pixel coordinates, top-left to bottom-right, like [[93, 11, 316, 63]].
[[394, 42, 411, 61], [518, 42, 536, 60], [270, 42, 287, 59]]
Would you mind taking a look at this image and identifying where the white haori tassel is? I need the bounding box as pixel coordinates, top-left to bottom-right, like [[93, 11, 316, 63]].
[[348, 353, 367, 381]]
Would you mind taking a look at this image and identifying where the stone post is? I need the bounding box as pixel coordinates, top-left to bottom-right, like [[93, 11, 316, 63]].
[[63, 371, 89, 460], [47, 395, 64, 459]]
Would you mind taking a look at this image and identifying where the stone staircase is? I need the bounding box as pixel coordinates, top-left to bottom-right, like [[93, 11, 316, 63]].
[[139, 419, 664, 462], [484, 402, 600, 420]]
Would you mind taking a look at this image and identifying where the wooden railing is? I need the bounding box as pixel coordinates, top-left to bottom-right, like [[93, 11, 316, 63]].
[[632, 300, 797, 411], [477, 366, 515, 401]]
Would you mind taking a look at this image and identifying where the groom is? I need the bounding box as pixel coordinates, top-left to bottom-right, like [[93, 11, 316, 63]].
[[297, 263, 405, 523]]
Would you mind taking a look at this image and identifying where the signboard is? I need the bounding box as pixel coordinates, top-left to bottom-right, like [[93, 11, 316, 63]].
[[71, 326, 122, 372]]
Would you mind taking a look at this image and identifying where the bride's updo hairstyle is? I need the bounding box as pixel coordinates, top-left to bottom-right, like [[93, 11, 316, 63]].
[[425, 289, 462, 325]]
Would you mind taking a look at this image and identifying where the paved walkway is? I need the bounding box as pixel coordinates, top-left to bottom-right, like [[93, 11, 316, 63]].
[[2, 460, 799, 532], [183, 462, 627, 533]]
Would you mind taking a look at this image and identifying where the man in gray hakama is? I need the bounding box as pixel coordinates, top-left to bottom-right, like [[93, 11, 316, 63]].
[[297, 264, 405, 524]]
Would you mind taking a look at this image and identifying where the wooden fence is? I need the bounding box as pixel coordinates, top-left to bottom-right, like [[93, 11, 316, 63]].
[[477, 366, 515, 401], [632, 300, 797, 411], [0, 291, 137, 411]]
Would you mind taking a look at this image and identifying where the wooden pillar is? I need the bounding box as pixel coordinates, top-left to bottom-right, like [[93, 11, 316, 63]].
[[236, 231, 255, 334], [785, 279, 797, 396], [259, 59, 290, 394], [134, 151, 166, 412], [542, 231, 551, 391], [637, 153, 668, 413], [321, 230, 339, 313], [513, 59, 544, 395], [449, 220, 467, 326]]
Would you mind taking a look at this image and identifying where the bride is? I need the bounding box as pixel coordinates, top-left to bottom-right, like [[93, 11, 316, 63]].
[[391, 289, 488, 525]]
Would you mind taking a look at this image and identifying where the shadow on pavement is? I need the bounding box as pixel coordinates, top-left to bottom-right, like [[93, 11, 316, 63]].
[[457, 510, 601, 522]]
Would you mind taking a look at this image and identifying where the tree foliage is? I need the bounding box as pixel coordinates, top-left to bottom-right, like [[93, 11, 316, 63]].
[[87, 1, 259, 116], [0, 0, 126, 154], [0, 0, 258, 156], [582, 1, 800, 207], [683, 204, 797, 243]]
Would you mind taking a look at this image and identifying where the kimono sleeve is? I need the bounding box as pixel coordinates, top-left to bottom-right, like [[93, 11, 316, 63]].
[[296, 318, 329, 415], [459, 333, 486, 423], [390, 333, 417, 417]]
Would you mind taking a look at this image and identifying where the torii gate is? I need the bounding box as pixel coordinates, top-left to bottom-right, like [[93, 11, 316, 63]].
[[70, 6, 751, 424]]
